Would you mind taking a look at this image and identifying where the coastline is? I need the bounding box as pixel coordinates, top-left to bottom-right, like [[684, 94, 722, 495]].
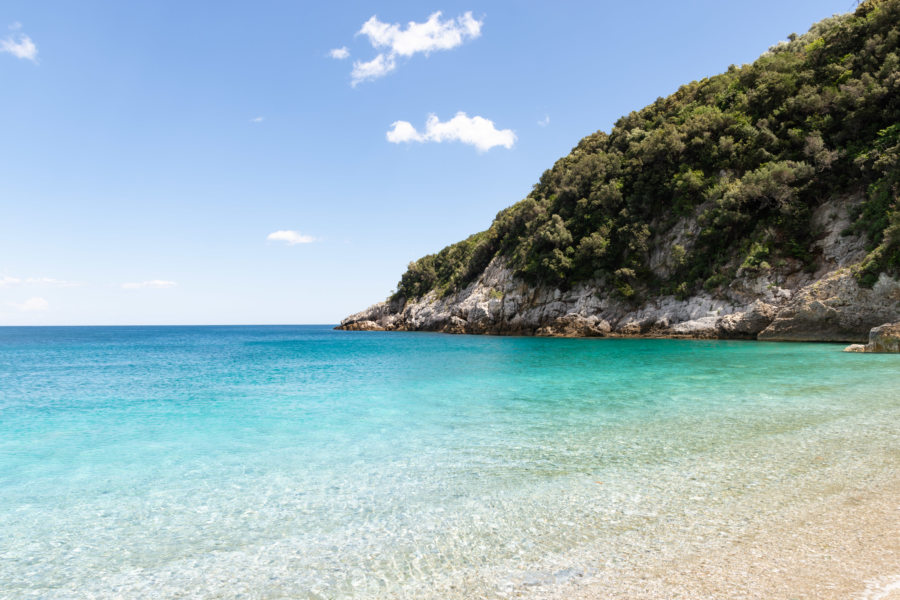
[[338, 259, 900, 344]]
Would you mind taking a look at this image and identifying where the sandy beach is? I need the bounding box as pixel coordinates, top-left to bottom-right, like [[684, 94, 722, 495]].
[[536, 468, 900, 600]]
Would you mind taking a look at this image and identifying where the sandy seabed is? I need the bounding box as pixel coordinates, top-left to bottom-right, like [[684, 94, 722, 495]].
[[535, 477, 900, 600]]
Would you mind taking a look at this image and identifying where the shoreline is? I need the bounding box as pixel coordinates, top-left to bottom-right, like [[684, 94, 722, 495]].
[[338, 260, 900, 345], [545, 476, 900, 600], [336, 325, 858, 343], [338, 318, 900, 353], [391, 385, 900, 600], [497, 425, 900, 600]]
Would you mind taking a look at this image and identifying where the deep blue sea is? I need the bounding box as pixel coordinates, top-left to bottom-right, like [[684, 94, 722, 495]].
[[1, 326, 898, 599]]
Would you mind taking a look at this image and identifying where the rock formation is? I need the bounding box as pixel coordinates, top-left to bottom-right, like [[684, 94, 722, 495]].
[[844, 322, 900, 353], [339, 201, 900, 343]]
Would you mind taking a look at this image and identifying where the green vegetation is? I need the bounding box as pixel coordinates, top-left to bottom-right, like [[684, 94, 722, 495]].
[[395, 0, 900, 301]]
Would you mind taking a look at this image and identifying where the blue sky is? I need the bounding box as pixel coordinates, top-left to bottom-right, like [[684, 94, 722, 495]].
[[1, 0, 852, 325]]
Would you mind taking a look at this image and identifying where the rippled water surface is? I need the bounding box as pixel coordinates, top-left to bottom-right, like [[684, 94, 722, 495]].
[[1, 326, 898, 598]]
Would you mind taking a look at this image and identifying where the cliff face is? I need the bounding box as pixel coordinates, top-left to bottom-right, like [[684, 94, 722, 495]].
[[338, 269, 899, 342], [339, 197, 900, 342], [340, 1, 900, 341]]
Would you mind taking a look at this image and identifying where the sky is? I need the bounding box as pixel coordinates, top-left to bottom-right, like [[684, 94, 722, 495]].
[[0, 0, 854, 325]]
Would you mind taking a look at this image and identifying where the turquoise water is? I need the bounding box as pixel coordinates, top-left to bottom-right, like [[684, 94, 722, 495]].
[[1, 326, 898, 599]]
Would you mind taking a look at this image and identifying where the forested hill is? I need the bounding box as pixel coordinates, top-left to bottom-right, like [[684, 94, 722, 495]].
[[393, 0, 899, 304]]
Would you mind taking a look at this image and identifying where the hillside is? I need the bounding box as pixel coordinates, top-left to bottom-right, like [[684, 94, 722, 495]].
[[340, 0, 900, 341]]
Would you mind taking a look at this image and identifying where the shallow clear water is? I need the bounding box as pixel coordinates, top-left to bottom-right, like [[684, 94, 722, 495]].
[[0, 326, 897, 598]]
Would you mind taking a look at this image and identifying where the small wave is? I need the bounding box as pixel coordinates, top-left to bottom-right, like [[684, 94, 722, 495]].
[[859, 574, 900, 600]]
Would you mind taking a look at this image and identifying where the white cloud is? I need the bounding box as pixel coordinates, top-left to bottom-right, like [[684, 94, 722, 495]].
[[349, 11, 482, 85], [122, 280, 178, 289], [329, 46, 350, 60], [0, 276, 22, 287], [1, 24, 38, 63], [359, 11, 481, 57], [11, 297, 49, 311], [385, 120, 423, 144], [267, 230, 316, 245], [537, 115, 550, 127], [351, 53, 397, 83], [250, 116, 264, 123], [386, 112, 516, 152]]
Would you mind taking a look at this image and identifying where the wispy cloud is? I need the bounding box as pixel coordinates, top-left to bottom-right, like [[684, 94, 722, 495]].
[[0, 275, 81, 287], [329, 46, 350, 60], [25, 277, 82, 287], [1, 23, 38, 63], [250, 116, 264, 123], [121, 280, 178, 289], [348, 11, 482, 85], [537, 115, 550, 127], [386, 112, 516, 152], [267, 230, 316, 245], [11, 297, 49, 311]]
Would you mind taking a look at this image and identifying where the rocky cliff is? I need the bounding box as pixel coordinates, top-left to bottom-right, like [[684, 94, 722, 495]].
[[339, 1, 900, 342], [340, 197, 900, 342]]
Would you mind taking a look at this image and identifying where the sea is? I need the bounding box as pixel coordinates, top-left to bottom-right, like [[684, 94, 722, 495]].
[[1, 325, 898, 599]]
